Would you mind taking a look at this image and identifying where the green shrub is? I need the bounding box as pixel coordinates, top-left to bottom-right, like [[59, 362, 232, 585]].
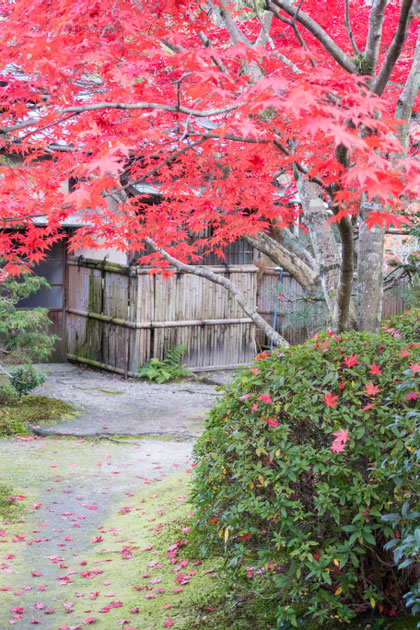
[[0, 267, 57, 362], [379, 368, 420, 626], [191, 310, 420, 627], [0, 384, 19, 406], [10, 364, 45, 396], [138, 344, 191, 383]]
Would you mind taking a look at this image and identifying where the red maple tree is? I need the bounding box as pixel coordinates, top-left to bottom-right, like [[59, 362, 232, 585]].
[[0, 0, 418, 344]]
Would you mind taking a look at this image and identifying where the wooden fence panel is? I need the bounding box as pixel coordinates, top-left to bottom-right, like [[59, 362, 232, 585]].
[[256, 270, 411, 348], [66, 260, 257, 372], [66, 259, 410, 374]]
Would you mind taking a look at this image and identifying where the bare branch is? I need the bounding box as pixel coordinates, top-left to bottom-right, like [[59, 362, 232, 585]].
[[291, 0, 304, 26], [251, 2, 301, 72], [145, 237, 289, 348], [11, 112, 79, 144], [372, 0, 417, 95], [266, 1, 315, 65], [57, 101, 241, 118], [0, 213, 46, 223], [269, 0, 357, 73], [273, 51, 302, 74], [344, 0, 359, 55]]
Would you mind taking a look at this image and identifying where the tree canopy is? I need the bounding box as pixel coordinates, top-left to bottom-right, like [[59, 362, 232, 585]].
[[0, 0, 418, 335]]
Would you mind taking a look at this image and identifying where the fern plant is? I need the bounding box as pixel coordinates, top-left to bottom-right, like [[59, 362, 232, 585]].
[[137, 344, 191, 383]]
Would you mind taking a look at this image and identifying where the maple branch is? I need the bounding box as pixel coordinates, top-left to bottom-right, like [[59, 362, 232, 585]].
[[269, 0, 357, 73], [0, 213, 46, 223], [187, 131, 267, 144], [134, 138, 208, 183], [160, 37, 183, 53], [145, 237, 289, 348], [395, 25, 420, 149], [218, 0, 252, 47], [344, 0, 359, 56], [0, 101, 243, 136], [291, 0, 304, 26], [272, 138, 331, 193], [266, 2, 315, 66], [363, 0, 389, 76], [12, 112, 79, 144], [249, 2, 301, 72], [372, 0, 417, 95], [253, 2, 275, 49], [195, 31, 229, 74]]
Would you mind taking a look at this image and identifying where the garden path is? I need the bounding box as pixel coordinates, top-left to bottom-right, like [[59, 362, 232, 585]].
[[0, 363, 236, 628]]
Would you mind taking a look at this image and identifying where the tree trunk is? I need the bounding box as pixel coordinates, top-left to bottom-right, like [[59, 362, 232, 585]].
[[332, 217, 354, 332], [356, 199, 385, 332], [295, 175, 341, 312]]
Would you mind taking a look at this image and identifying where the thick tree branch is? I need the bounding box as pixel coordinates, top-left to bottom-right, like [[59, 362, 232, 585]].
[[145, 237, 289, 348], [218, 0, 252, 46], [372, 0, 417, 95], [269, 0, 357, 73], [274, 226, 318, 270], [364, 0, 389, 76], [253, 7, 275, 49], [244, 231, 320, 291], [395, 25, 420, 149]]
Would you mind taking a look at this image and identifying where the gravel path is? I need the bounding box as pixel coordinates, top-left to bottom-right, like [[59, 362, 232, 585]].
[[33, 363, 236, 438]]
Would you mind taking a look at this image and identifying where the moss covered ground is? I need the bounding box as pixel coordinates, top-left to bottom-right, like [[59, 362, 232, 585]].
[[0, 394, 75, 436]]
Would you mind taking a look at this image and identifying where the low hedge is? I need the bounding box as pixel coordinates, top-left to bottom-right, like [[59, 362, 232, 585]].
[[191, 310, 420, 627]]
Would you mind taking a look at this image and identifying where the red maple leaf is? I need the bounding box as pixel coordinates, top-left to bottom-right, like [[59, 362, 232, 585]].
[[343, 354, 359, 368], [369, 363, 382, 375], [400, 349, 412, 357], [324, 392, 339, 408], [409, 363, 420, 374], [258, 394, 273, 404], [362, 403, 375, 411], [364, 382, 379, 396], [262, 417, 279, 428], [405, 392, 418, 402]]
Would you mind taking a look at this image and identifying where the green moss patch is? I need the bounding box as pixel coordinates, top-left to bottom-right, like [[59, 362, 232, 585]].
[[0, 395, 75, 436], [0, 482, 26, 522]]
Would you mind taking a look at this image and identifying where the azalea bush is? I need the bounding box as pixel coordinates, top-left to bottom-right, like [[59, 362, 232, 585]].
[[191, 310, 420, 627], [380, 368, 420, 625]]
